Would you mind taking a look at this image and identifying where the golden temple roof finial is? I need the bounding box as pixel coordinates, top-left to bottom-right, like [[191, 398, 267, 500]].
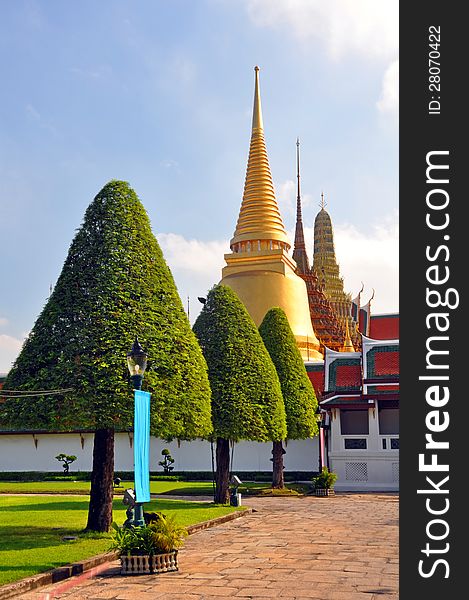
[[252, 66, 264, 132], [341, 320, 355, 352], [320, 191, 327, 210]]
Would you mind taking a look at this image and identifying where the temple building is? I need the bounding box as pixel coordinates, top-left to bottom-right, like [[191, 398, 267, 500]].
[[220, 67, 322, 361]]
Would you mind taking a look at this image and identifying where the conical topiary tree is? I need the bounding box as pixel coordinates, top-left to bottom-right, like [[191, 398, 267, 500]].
[[193, 285, 286, 503], [0, 180, 212, 531], [259, 307, 319, 488]]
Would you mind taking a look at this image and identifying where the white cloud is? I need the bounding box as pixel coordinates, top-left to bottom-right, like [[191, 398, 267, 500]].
[[244, 0, 398, 61], [25, 103, 59, 136], [243, 0, 398, 126], [157, 233, 229, 275], [277, 179, 315, 218], [0, 334, 23, 374], [277, 180, 296, 217], [157, 233, 229, 322], [25, 104, 41, 121], [377, 59, 399, 123], [159, 159, 180, 170]]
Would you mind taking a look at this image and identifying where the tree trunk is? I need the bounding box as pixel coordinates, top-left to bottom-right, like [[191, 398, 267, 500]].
[[86, 428, 115, 532], [215, 437, 230, 504], [272, 440, 286, 489]]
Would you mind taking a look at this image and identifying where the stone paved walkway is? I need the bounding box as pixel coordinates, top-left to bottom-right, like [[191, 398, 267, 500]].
[[17, 493, 398, 600]]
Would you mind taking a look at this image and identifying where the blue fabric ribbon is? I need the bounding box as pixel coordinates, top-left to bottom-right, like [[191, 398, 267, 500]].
[[134, 389, 151, 503]]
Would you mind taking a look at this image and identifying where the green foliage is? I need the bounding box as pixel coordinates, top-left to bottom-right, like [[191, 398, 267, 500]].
[[312, 467, 338, 490], [55, 453, 77, 474], [259, 308, 318, 440], [0, 181, 211, 441], [158, 448, 175, 474], [109, 515, 188, 556], [193, 285, 286, 442]]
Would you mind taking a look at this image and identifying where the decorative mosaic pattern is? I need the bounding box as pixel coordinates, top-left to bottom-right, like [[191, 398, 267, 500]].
[[328, 358, 361, 391], [366, 346, 399, 379], [345, 462, 368, 481], [306, 367, 325, 395], [370, 314, 400, 340]]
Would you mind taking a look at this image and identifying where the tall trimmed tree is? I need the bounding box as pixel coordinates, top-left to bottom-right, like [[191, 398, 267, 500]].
[[0, 181, 212, 531], [259, 307, 319, 489], [193, 285, 286, 503]]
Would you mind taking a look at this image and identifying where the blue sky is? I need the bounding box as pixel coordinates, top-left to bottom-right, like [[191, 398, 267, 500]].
[[0, 0, 398, 372]]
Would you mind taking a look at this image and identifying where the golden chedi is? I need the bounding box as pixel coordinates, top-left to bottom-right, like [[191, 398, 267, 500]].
[[220, 67, 322, 361]]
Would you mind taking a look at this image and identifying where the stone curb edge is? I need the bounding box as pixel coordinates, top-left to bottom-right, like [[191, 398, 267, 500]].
[[0, 508, 253, 600]]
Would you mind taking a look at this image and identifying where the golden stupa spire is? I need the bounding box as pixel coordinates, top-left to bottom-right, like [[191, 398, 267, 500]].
[[341, 320, 355, 352], [230, 66, 290, 250]]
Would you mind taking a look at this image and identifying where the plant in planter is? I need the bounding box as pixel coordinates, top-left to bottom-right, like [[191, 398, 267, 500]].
[[311, 467, 338, 496], [110, 514, 188, 574]]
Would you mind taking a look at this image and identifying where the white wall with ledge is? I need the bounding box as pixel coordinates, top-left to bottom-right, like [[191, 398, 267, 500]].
[[0, 433, 320, 474]]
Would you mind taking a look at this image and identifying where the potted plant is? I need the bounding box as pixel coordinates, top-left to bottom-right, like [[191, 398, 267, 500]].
[[311, 466, 338, 496], [110, 514, 188, 574]]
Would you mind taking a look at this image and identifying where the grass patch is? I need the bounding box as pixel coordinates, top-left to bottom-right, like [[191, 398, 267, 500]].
[[240, 483, 311, 496], [0, 495, 240, 587], [0, 480, 311, 496], [0, 480, 215, 495]]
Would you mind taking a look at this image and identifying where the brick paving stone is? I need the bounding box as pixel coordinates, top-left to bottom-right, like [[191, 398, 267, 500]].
[[14, 493, 398, 600]]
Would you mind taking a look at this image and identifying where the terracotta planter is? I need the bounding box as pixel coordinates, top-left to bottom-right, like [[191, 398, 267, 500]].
[[314, 488, 335, 497], [120, 550, 178, 574]]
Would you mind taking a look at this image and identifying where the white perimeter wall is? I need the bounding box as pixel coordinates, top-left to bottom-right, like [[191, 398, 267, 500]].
[[0, 433, 320, 473]]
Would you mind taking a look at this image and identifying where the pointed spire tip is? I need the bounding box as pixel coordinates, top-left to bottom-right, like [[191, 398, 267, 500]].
[[252, 64, 263, 131]]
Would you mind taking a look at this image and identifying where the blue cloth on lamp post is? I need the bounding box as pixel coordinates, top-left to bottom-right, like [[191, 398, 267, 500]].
[[134, 389, 151, 503]]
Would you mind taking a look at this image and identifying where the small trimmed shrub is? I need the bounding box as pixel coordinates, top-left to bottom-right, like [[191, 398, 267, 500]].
[[158, 449, 175, 474], [55, 454, 77, 474]]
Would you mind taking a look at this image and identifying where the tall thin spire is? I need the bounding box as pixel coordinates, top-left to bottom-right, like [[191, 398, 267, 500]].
[[293, 138, 310, 274], [296, 137, 302, 227], [230, 67, 289, 249], [252, 65, 264, 131]]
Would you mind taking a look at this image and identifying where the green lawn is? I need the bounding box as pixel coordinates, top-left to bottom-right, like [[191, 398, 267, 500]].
[[0, 480, 215, 495], [0, 480, 309, 496], [0, 495, 240, 587]]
